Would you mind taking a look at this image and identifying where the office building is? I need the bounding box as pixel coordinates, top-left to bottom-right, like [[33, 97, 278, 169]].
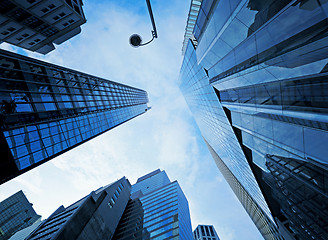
[[113, 169, 193, 240], [0, 0, 86, 54], [193, 225, 220, 240], [26, 170, 193, 240], [0, 190, 41, 240], [26, 177, 131, 240], [179, 0, 328, 239], [8, 219, 42, 240], [0, 48, 150, 184]]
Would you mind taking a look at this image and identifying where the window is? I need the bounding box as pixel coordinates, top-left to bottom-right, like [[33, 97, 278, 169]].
[[41, 8, 49, 13]]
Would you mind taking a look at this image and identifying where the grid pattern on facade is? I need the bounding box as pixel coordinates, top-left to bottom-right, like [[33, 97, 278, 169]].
[[181, 0, 202, 55], [181, 0, 328, 239], [4, 104, 147, 170], [193, 0, 328, 86], [179, 40, 274, 224], [193, 225, 220, 240], [0, 48, 149, 177], [205, 140, 283, 240], [114, 170, 193, 240], [112, 199, 147, 240], [0, 0, 86, 54], [263, 155, 328, 240], [0, 191, 40, 240]]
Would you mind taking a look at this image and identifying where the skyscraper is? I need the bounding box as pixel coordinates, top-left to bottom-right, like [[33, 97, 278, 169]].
[[25, 170, 193, 240], [0, 48, 150, 184], [0, 190, 41, 240], [26, 177, 131, 240], [193, 225, 220, 240], [113, 169, 193, 240], [179, 0, 328, 239], [0, 0, 86, 54]]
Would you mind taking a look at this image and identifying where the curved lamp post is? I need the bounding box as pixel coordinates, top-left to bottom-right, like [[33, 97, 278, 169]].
[[130, 0, 158, 47]]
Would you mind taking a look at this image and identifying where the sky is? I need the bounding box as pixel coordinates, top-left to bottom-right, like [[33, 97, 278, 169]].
[[0, 1, 263, 239]]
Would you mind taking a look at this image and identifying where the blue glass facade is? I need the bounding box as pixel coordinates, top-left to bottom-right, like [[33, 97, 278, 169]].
[[180, 0, 328, 239], [0, 48, 149, 184], [113, 169, 193, 240], [0, 190, 41, 240]]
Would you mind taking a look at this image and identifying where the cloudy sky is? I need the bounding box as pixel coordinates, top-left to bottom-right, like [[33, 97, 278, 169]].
[[0, 1, 263, 239]]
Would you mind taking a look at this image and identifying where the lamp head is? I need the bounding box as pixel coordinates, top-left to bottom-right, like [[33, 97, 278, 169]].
[[129, 34, 142, 47]]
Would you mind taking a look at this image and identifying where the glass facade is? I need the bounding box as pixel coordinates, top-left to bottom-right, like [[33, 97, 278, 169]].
[[262, 155, 328, 240], [113, 169, 193, 240], [0, 190, 41, 240], [0, 48, 149, 184], [180, 0, 328, 239]]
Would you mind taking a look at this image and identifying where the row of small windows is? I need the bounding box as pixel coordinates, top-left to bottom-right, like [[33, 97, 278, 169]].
[[0, 61, 147, 100], [108, 182, 124, 208]]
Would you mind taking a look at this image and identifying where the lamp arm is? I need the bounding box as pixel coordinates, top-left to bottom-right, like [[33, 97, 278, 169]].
[[139, 32, 155, 46]]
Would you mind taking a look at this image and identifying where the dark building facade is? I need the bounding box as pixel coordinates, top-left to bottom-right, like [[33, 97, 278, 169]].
[[0, 190, 41, 240], [25, 170, 193, 240], [179, 0, 328, 239], [0, 0, 86, 54], [26, 177, 131, 240], [113, 169, 193, 240], [193, 224, 220, 240], [0, 48, 150, 184]]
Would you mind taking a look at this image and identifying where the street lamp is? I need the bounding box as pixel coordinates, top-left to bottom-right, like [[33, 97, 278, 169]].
[[129, 0, 158, 47]]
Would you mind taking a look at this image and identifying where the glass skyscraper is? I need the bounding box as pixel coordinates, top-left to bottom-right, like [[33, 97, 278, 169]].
[[0, 48, 150, 184], [0, 190, 41, 240], [179, 0, 328, 239], [113, 169, 193, 240]]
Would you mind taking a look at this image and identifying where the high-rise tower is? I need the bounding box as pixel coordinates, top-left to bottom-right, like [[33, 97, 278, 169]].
[[113, 169, 193, 240], [179, 0, 328, 239], [24, 170, 193, 240], [0, 0, 86, 54], [26, 177, 131, 240], [0, 190, 41, 240], [193, 225, 220, 240], [0, 48, 150, 184]]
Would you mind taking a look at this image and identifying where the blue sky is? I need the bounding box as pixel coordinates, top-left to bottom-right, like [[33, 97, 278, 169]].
[[0, 1, 263, 239]]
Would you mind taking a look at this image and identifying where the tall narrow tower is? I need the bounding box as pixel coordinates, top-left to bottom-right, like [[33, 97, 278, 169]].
[[0, 48, 150, 184], [179, 0, 328, 239], [193, 225, 220, 240], [0, 190, 41, 240], [113, 169, 193, 240]]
